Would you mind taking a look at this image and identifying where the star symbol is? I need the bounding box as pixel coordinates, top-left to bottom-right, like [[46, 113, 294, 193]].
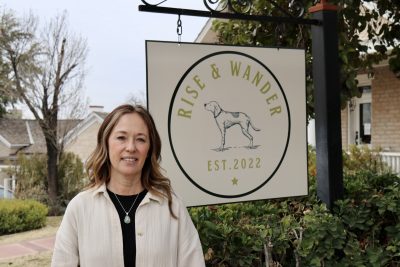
[[231, 177, 238, 185]]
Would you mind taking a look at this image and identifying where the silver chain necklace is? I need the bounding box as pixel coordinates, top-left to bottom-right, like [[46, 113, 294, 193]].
[[112, 191, 140, 224]]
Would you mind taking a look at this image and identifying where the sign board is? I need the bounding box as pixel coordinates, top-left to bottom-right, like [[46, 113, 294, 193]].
[[146, 41, 308, 206]]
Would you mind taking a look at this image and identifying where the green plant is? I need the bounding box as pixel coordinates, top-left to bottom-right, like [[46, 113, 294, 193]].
[[343, 145, 391, 175], [0, 199, 48, 235], [11, 153, 48, 204], [8, 152, 86, 213], [58, 152, 87, 206], [189, 147, 400, 266]]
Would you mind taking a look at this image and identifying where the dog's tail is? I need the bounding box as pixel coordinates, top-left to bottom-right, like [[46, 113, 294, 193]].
[[250, 120, 261, 131]]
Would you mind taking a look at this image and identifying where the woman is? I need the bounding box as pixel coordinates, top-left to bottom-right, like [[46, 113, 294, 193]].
[[51, 104, 205, 267]]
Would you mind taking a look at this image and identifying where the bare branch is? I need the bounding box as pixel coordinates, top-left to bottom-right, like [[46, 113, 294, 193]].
[[1, 8, 88, 209]]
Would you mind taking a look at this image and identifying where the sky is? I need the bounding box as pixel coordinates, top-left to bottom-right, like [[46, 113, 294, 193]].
[[2, 0, 208, 115]]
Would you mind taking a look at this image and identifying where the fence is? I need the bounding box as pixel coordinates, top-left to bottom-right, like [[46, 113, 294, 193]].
[[381, 152, 400, 175]]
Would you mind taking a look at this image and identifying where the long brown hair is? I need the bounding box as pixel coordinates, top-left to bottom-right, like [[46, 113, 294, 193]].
[[85, 104, 176, 218]]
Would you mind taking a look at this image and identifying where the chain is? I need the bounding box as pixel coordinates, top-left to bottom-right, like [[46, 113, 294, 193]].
[[177, 14, 183, 43], [112, 191, 140, 215], [275, 24, 285, 48]]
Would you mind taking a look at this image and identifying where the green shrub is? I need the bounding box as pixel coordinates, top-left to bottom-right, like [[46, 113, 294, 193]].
[[0, 199, 48, 235], [190, 146, 400, 266], [9, 152, 86, 211], [10, 153, 48, 204], [58, 152, 87, 207], [343, 145, 391, 175]]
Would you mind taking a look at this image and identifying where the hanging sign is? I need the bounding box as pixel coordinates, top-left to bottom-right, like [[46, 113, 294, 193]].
[[146, 41, 308, 206]]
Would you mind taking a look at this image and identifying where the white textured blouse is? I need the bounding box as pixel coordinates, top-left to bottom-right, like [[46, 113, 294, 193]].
[[51, 183, 205, 267]]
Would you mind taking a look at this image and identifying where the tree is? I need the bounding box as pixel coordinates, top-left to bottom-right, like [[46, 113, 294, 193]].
[[210, 0, 400, 119], [126, 90, 146, 106], [0, 11, 19, 117], [0, 9, 88, 213], [0, 92, 16, 117], [0, 58, 10, 116]]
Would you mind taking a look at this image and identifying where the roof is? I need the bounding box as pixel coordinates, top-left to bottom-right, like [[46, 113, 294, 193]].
[[63, 111, 107, 146], [93, 111, 108, 119], [0, 118, 81, 154], [0, 119, 31, 146]]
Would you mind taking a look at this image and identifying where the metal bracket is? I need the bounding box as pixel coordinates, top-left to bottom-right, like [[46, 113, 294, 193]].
[[139, 0, 321, 25]]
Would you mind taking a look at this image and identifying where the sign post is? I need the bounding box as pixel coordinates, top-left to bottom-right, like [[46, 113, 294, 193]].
[[309, 1, 344, 209], [139, 0, 344, 209]]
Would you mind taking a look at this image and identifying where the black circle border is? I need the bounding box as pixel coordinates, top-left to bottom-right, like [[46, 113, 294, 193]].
[[168, 51, 291, 198]]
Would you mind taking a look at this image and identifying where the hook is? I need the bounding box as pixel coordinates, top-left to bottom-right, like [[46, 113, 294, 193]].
[[177, 14, 183, 45]]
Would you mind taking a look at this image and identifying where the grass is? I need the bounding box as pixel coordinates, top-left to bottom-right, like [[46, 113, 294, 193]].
[[0, 216, 61, 245], [0, 251, 52, 267], [0, 216, 62, 266]]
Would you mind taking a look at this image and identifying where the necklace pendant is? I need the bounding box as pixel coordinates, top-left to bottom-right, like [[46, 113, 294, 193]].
[[124, 214, 131, 224]]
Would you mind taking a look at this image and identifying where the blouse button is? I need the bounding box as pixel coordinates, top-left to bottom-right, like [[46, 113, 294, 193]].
[[137, 232, 143, 236]]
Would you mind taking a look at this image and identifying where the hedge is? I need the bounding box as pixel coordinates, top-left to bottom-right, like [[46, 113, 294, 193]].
[[0, 199, 48, 235]]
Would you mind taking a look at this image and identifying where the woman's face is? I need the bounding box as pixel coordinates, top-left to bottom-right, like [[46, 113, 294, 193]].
[[108, 112, 150, 181]]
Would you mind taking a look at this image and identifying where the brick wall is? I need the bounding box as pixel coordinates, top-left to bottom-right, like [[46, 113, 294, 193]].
[[371, 66, 400, 151]]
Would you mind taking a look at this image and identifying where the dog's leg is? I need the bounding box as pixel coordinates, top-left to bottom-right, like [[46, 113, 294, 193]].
[[216, 126, 225, 150], [240, 122, 254, 147], [221, 127, 226, 150], [241, 128, 253, 147]]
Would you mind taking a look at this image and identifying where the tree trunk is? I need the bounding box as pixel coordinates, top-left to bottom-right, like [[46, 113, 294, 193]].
[[46, 137, 59, 214], [43, 118, 60, 215]]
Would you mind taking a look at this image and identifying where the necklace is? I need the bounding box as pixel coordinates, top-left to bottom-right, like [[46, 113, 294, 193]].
[[112, 191, 140, 224]]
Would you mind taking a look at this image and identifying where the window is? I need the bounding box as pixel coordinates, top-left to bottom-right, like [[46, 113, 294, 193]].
[[359, 102, 371, 144], [350, 85, 372, 145], [358, 85, 372, 94]]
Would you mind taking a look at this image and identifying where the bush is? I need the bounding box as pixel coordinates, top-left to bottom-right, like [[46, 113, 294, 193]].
[[10, 153, 48, 203], [9, 152, 86, 213], [58, 152, 87, 207], [343, 145, 391, 175], [189, 146, 400, 266], [0, 199, 48, 235]]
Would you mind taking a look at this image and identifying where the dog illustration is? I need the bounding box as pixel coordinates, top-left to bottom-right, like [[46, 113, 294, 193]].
[[204, 101, 260, 150]]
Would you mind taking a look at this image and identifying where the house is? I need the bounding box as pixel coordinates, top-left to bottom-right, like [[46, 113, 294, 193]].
[[341, 66, 400, 151], [0, 106, 108, 190], [341, 64, 400, 174], [195, 18, 400, 174], [62, 109, 108, 163]]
